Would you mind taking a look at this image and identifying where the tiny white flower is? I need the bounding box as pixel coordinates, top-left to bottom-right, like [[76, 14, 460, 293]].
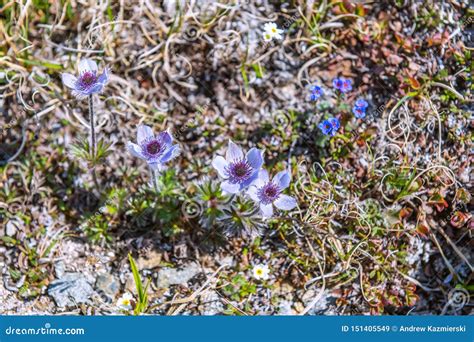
[[263, 22, 284, 41], [262, 31, 273, 42], [252, 264, 270, 280], [117, 293, 134, 310]]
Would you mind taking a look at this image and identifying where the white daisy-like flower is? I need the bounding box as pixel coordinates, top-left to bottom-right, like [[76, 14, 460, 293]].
[[117, 293, 134, 310], [252, 264, 270, 280], [262, 31, 273, 42], [263, 22, 284, 41]]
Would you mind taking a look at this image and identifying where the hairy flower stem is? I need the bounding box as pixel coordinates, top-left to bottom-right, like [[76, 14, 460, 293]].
[[88, 94, 96, 158], [151, 168, 159, 192], [88, 94, 101, 196]]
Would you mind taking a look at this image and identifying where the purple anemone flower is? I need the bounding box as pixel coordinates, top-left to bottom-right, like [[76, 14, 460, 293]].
[[309, 85, 324, 101], [212, 140, 263, 194], [127, 125, 180, 170], [61, 58, 109, 99], [247, 169, 297, 219], [318, 117, 340, 136], [332, 77, 352, 93]]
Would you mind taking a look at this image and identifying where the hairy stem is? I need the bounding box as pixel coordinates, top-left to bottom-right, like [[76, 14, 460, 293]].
[[88, 94, 101, 196], [150, 167, 159, 192], [88, 94, 96, 158]]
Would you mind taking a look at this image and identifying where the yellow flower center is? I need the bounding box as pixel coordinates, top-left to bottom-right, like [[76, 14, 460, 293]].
[[256, 269, 263, 275], [271, 28, 277, 33]]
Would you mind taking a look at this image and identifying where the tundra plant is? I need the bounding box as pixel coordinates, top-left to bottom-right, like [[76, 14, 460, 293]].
[[127, 125, 180, 191], [212, 140, 296, 221], [62, 58, 109, 158]]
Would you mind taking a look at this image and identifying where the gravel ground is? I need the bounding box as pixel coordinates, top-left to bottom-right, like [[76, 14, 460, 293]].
[[0, 0, 472, 315]]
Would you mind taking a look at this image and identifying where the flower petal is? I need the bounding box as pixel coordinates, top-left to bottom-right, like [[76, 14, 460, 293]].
[[256, 168, 269, 185], [83, 83, 103, 95], [160, 144, 180, 163], [137, 125, 154, 144], [158, 130, 173, 146], [260, 203, 273, 219], [71, 90, 87, 99], [127, 142, 144, 159], [273, 171, 291, 189], [78, 58, 98, 74], [246, 148, 263, 170], [97, 67, 109, 85], [221, 181, 240, 194], [241, 169, 259, 188], [274, 195, 297, 210], [246, 186, 259, 202], [212, 156, 229, 178], [263, 22, 276, 32], [226, 140, 244, 162], [61, 73, 77, 89]]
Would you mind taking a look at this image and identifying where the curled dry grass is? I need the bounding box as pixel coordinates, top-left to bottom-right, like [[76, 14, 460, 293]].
[[0, 0, 472, 315]]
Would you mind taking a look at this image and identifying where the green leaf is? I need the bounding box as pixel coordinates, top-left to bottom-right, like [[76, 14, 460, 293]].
[[128, 253, 149, 315]]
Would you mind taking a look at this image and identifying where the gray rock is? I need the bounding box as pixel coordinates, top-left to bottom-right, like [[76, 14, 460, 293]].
[[5, 220, 18, 237], [156, 262, 200, 288], [95, 274, 119, 300], [137, 250, 162, 270], [200, 291, 224, 315], [277, 300, 294, 315], [54, 261, 66, 278], [300, 289, 337, 315], [48, 273, 94, 307], [216, 256, 233, 267]]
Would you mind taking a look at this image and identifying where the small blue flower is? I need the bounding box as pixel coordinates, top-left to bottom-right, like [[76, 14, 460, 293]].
[[318, 117, 340, 136], [354, 99, 368, 109], [247, 169, 297, 219], [341, 79, 352, 93], [333, 78, 343, 90], [61, 58, 109, 99], [352, 106, 366, 118], [352, 99, 369, 118], [212, 140, 263, 194], [309, 85, 324, 101], [332, 77, 352, 93], [127, 125, 180, 170]]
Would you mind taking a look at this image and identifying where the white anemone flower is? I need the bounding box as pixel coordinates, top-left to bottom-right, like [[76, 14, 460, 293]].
[[117, 293, 134, 311], [253, 264, 270, 280], [263, 22, 284, 41]]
